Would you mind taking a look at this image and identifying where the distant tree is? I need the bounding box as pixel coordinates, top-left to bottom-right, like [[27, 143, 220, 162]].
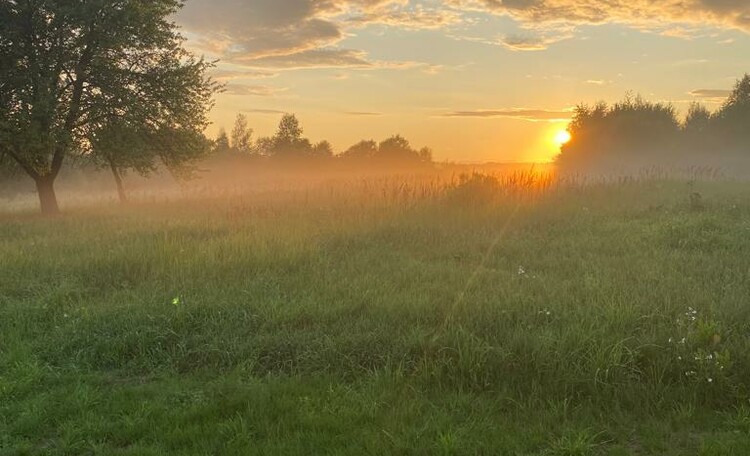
[[277, 114, 304, 145], [684, 103, 713, 135], [260, 114, 315, 159], [339, 136, 432, 167], [377, 135, 429, 164], [418, 147, 434, 163], [0, 0, 218, 214], [559, 95, 680, 169], [214, 128, 231, 155], [340, 140, 378, 161], [254, 136, 275, 157], [681, 103, 715, 155], [312, 140, 334, 158], [714, 74, 750, 152], [231, 114, 253, 155]]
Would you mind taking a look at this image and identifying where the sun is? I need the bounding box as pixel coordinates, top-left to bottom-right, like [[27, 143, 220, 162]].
[[554, 130, 572, 146]]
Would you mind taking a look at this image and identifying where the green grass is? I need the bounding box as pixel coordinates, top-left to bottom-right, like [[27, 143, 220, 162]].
[[2, 177, 750, 454]]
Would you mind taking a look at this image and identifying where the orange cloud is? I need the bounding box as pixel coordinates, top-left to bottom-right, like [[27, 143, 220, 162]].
[[444, 108, 573, 122], [451, 0, 750, 33]]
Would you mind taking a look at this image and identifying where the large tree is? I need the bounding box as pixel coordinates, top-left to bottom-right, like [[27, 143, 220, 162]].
[[0, 0, 218, 214]]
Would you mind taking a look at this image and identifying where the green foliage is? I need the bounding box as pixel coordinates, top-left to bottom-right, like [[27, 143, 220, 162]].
[[312, 140, 334, 158], [560, 94, 680, 169], [256, 114, 317, 160], [338, 135, 433, 166], [0, 0, 219, 213], [230, 114, 253, 155], [559, 74, 750, 171], [213, 128, 231, 155], [377, 135, 431, 164], [713, 74, 750, 148], [340, 140, 378, 161]]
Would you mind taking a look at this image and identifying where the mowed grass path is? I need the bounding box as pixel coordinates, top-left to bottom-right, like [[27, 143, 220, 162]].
[[2, 179, 750, 455]]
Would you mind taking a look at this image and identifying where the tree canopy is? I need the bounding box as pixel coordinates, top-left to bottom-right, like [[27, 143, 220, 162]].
[[0, 0, 218, 214], [558, 75, 750, 171]]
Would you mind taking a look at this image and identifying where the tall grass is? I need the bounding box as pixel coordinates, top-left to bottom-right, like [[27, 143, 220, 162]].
[[1, 170, 750, 454]]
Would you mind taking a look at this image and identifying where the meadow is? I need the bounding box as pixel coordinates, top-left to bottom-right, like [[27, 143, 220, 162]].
[[2, 171, 750, 455]]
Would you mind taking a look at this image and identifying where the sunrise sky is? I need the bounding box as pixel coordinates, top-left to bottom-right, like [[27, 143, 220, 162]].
[[176, 0, 750, 163]]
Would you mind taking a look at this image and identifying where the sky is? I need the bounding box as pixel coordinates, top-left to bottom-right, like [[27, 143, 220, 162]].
[[176, 0, 750, 163]]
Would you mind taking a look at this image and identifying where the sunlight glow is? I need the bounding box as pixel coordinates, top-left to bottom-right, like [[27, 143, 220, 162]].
[[554, 130, 572, 146]]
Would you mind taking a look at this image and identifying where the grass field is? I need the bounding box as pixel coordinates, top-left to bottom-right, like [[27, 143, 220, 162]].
[[2, 173, 750, 455]]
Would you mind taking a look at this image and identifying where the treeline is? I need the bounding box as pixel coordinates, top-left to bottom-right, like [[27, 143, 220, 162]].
[[210, 113, 433, 167], [558, 74, 750, 171]]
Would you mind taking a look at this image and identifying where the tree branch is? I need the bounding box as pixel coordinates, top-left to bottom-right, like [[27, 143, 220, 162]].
[[2, 145, 40, 180]]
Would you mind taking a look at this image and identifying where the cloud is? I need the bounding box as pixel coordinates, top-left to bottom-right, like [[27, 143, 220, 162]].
[[211, 69, 279, 81], [444, 108, 573, 122], [690, 89, 732, 102], [450, 0, 750, 34], [243, 109, 288, 114], [178, 0, 750, 69], [224, 84, 288, 96], [178, 1, 344, 59], [237, 49, 374, 69], [177, 0, 449, 70], [344, 111, 383, 116], [347, 5, 463, 30], [500, 33, 571, 51]]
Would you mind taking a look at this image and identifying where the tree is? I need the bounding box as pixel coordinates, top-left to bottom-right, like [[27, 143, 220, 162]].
[[258, 114, 314, 159], [418, 147, 433, 163], [339, 137, 432, 167], [715, 74, 750, 152], [682, 103, 714, 155], [92, 119, 210, 203], [230, 113, 253, 155], [0, 0, 218, 214], [276, 113, 304, 146], [559, 95, 680, 169], [254, 136, 275, 157], [377, 135, 427, 164], [684, 103, 712, 135], [214, 128, 231, 155], [312, 140, 333, 158], [340, 140, 377, 161]]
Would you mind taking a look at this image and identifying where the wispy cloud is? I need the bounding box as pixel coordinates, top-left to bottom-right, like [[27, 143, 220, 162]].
[[211, 69, 279, 81], [224, 85, 288, 97], [235, 49, 374, 69], [500, 33, 572, 51], [444, 108, 573, 122], [344, 111, 383, 116], [243, 109, 288, 115], [690, 89, 732, 102]]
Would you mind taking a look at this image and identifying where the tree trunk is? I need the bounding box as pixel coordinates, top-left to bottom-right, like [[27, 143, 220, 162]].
[[109, 161, 128, 204], [35, 176, 60, 216]]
